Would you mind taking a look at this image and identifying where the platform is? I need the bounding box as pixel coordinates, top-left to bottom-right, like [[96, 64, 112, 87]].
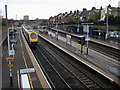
[[2, 29, 42, 89], [51, 28, 120, 50]]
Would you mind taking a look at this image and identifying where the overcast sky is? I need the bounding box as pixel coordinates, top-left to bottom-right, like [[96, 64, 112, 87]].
[[0, 0, 120, 20]]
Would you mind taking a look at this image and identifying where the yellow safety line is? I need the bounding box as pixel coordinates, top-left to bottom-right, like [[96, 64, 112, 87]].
[[19, 33, 34, 90]]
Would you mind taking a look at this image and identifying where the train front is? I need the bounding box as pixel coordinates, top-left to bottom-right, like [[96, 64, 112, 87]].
[[29, 32, 38, 45]]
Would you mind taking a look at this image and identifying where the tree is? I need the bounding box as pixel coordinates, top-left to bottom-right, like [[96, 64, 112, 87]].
[[88, 12, 101, 22], [40, 19, 49, 26]]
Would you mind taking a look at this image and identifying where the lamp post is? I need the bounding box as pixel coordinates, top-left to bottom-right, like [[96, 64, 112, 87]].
[[5, 5, 10, 53], [5, 5, 13, 87], [105, 6, 109, 40], [56, 21, 58, 40]]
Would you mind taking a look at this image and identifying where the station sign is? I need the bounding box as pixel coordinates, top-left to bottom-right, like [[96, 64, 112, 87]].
[[83, 25, 89, 33], [20, 68, 35, 74], [10, 39, 17, 43], [6, 58, 14, 67], [6, 58, 14, 62], [78, 35, 85, 38]]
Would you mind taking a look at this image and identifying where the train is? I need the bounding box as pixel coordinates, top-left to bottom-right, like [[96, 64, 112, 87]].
[[22, 25, 38, 45]]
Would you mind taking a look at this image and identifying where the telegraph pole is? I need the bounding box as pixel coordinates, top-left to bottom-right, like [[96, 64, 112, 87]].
[[5, 5, 10, 52]]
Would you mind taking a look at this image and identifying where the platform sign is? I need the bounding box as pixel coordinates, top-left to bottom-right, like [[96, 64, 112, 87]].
[[9, 50, 15, 56], [20, 68, 35, 74], [83, 25, 87, 32], [6, 58, 14, 67], [85, 38, 90, 41], [6, 58, 14, 62], [10, 39, 17, 43], [83, 25, 89, 34], [7, 64, 14, 67]]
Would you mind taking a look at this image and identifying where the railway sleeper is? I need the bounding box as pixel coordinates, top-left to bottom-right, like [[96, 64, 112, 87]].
[[87, 85, 100, 89], [84, 82, 100, 88], [81, 80, 100, 87], [78, 77, 87, 80], [82, 80, 92, 83]]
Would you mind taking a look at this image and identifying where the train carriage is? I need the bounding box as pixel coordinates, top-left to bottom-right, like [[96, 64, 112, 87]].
[[22, 25, 38, 45]]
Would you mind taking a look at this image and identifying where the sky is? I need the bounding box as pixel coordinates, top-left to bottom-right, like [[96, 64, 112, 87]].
[[0, 0, 120, 20]]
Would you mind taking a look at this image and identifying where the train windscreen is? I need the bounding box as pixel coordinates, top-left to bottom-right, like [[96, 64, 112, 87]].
[[31, 33, 37, 39]]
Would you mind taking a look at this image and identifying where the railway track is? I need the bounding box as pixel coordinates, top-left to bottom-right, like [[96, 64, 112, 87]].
[[30, 36, 119, 89], [40, 44, 103, 89], [32, 46, 73, 89], [89, 41, 120, 60], [31, 46, 88, 89]]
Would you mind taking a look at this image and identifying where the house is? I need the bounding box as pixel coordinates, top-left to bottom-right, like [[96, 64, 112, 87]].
[[80, 7, 101, 22], [100, 5, 120, 21]]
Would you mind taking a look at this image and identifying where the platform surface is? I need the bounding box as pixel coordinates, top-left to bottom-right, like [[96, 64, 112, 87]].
[[2, 29, 42, 89]]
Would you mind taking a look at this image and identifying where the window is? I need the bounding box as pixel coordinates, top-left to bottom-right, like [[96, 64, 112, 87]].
[[31, 33, 37, 39]]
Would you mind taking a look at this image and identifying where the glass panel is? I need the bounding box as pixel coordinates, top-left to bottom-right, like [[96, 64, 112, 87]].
[[31, 34, 37, 39]]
